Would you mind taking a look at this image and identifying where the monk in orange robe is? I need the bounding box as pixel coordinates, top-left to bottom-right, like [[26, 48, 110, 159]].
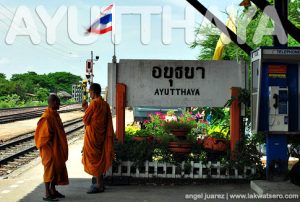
[[82, 83, 114, 193], [35, 94, 69, 201]]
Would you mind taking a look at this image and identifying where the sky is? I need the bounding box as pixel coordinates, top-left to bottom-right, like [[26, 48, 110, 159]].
[[0, 0, 242, 88]]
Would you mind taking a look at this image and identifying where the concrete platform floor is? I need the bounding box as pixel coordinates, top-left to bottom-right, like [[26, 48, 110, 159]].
[[0, 137, 299, 202], [251, 180, 300, 195]]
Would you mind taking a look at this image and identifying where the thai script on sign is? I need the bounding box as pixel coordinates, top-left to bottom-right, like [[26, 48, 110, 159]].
[[151, 66, 205, 96], [152, 66, 205, 79]]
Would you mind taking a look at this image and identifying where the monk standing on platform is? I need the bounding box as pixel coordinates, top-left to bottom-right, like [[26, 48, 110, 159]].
[[35, 94, 69, 201], [82, 83, 114, 194]]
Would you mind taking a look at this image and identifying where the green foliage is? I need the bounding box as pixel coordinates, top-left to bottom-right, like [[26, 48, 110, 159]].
[[204, 108, 230, 140], [23, 100, 47, 107], [250, 132, 266, 145], [0, 94, 24, 108], [47, 72, 81, 93], [190, 25, 220, 60], [163, 112, 197, 133], [0, 76, 12, 97], [61, 98, 77, 105], [36, 88, 50, 102], [0, 71, 82, 108], [125, 125, 142, 136], [288, 0, 300, 47], [0, 73, 6, 80], [0, 94, 48, 108], [115, 136, 209, 169], [191, 1, 300, 62], [163, 121, 193, 133], [224, 88, 250, 108], [9, 71, 81, 95], [144, 112, 167, 137], [229, 136, 265, 179], [115, 118, 263, 179], [114, 137, 154, 168]]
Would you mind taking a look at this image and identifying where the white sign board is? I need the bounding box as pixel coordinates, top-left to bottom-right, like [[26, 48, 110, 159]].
[[108, 59, 246, 107]]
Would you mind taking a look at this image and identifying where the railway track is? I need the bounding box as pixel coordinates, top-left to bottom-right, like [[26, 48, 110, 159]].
[[0, 104, 82, 124], [0, 105, 47, 114], [0, 118, 84, 177]]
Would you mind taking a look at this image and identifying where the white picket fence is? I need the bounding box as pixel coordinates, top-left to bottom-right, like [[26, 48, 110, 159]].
[[106, 161, 256, 179]]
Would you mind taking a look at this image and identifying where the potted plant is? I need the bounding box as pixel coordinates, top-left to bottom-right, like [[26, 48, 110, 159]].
[[143, 112, 167, 141], [163, 120, 193, 137], [164, 111, 196, 136], [125, 125, 154, 143], [163, 112, 197, 154], [202, 116, 230, 152]]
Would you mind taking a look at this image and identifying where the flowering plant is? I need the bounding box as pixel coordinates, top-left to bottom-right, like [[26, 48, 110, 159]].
[[163, 112, 197, 134], [144, 112, 167, 137], [163, 120, 193, 133]]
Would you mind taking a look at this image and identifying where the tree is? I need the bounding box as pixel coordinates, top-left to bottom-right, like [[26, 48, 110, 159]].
[[11, 80, 27, 100], [0, 74, 11, 97], [190, 1, 300, 142], [9, 71, 82, 95], [0, 73, 6, 80], [47, 72, 82, 94], [191, 0, 300, 61], [36, 87, 50, 102], [0, 71, 82, 105]]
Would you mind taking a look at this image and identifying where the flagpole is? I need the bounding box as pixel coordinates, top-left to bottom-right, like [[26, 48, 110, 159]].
[[112, 34, 116, 63], [111, 3, 117, 116], [112, 2, 117, 64]]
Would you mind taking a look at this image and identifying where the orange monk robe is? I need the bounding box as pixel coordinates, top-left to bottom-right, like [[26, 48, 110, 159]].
[[35, 108, 69, 185], [82, 97, 114, 176]]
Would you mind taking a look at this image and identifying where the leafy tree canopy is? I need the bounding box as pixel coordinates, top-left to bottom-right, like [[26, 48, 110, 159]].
[[0, 73, 6, 80], [191, 0, 300, 62], [0, 71, 82, 100]]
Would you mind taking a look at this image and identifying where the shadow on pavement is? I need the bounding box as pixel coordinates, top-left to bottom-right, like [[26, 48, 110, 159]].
[[19, 178, 296, 202]]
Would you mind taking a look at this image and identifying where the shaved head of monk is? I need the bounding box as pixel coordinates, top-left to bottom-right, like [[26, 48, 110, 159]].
[[89, 83, 101, 99], [48, 94, 60, 110]]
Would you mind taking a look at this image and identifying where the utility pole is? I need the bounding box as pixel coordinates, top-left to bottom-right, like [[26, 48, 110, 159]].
[[86, 51, 99, 85], [83, 51, 99, 103]]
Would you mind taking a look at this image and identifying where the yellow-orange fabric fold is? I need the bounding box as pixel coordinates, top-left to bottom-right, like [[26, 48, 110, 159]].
[[35, 108, 69, 185], [82, 97, 114, 176]]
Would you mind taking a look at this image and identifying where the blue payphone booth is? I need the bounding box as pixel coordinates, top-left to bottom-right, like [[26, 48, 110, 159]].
[[251, 47, 300, 180]]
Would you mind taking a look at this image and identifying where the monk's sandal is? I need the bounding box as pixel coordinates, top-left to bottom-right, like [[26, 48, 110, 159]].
[[43, 195, 58, 201], [87, 184, 104, 194]]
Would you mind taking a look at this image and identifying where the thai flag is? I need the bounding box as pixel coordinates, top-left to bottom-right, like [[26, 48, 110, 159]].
[[87, 4, 113, 35]]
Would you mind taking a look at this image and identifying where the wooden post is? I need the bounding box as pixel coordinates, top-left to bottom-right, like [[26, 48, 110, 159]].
[[116, 83, 126, 143], [230, 87, 241, 159]]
